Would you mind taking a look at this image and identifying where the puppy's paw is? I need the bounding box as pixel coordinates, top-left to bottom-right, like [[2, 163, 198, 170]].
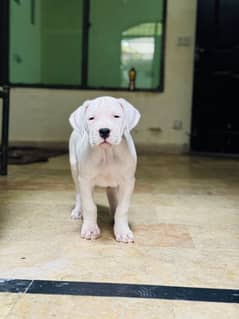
[[71, 207, 82, 219], [114, 224, 134, 243], [81, 223, 101, 240]]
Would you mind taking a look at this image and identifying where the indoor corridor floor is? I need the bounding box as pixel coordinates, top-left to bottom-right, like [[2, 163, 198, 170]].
[[0, 154, 239, 318]]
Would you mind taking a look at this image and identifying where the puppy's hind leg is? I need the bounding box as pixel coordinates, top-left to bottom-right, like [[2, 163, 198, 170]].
[[106, 187, 118, 215], [71, 165, 82, 219]]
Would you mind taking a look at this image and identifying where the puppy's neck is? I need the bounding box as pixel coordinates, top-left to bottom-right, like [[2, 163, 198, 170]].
[[98, 139, 125, 164], [100, 147, 113, 165]]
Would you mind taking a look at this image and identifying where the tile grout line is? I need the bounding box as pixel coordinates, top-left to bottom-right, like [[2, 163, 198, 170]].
[[24, 279, 34, 294], [4, 298, 19, 319]]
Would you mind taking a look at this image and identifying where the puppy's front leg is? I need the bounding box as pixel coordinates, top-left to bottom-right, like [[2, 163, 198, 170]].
[[79, 178, 100, 240], [114, 178, 135, 243]]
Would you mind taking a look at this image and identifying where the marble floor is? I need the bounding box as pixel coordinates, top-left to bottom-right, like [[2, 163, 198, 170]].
[[0, 154, 239, 318]]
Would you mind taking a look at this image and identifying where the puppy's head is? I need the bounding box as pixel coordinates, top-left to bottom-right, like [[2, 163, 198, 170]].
[[69, 96, 140, 147]]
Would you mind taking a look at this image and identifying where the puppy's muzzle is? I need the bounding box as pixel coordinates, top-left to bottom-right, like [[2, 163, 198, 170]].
[[99, 128, 111, 139]]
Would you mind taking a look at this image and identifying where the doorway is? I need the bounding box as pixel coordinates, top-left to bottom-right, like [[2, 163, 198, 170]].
[[191, 0, 239, 154]]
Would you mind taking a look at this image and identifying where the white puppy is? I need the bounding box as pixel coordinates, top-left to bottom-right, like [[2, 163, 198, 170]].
[[69, 96, 140, 243]]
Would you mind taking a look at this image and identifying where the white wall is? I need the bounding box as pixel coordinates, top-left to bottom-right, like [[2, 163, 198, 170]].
[[8, 0, 197, 153]]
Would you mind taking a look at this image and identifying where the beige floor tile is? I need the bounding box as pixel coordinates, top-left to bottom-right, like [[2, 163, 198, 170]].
[[173, 300, 239, 319], [0, 234, 178, 284], [134, 224, 194, 248], [0, 293, 20, 319], [172, 248, 239, 289], [6, 294, 174, 319], [188, 224, 239, 250], [154, 194, 239, 226]]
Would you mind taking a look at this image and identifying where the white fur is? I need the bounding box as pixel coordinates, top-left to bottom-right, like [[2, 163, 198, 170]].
[[69, 96, 140, 243]]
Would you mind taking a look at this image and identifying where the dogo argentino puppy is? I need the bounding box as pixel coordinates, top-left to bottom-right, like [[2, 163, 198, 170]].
[[69, 96, 140, 243]]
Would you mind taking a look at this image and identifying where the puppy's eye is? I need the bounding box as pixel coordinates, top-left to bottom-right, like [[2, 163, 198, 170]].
[[88, 117, 95, 121], [114, 115, 120, 118]]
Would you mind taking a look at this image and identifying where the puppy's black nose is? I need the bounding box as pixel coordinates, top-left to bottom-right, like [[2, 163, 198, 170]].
[[99, 128, 110, 139]]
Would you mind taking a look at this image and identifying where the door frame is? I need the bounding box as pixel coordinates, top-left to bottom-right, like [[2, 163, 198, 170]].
[[0, 0, 10, 175]]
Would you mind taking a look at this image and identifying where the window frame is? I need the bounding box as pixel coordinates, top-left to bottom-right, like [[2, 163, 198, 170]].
[[1, 0, 167, 92], [0, 0, 10, 85]]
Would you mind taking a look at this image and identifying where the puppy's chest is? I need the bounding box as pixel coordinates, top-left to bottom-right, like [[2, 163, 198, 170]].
[[93, 157, 122, 187]]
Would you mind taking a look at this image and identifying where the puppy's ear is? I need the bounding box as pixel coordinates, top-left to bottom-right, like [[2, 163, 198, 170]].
[[69, 100, 89, 135], [118, 98, 141, 131]]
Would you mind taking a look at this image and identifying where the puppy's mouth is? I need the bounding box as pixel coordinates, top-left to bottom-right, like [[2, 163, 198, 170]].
[[100, 139, 111, 145]]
